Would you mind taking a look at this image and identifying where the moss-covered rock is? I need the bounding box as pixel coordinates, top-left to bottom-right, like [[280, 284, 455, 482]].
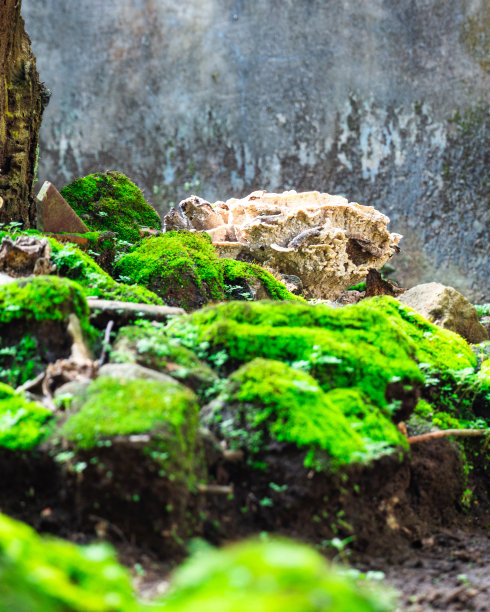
[[0, 276, 96, 387], [115, 231, 301, 310], [49, 237, 163, 305], [0, 383, 53, 450], [167, 297, 476, 412], [158, 537, 395, 612], [111, 321, 217, 395], [60, 171, 161, 242], [204, 358, 406, 471], [56, 376, 204, 556], [0, 512, 138, 612], [115, 231, 225, 310]]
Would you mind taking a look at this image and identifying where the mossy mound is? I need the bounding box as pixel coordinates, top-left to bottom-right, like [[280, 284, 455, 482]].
[[220, 259, 302, 301], [60, 376, 199, 460], [204, 359, 406, 470], [168, 297, 475, 412], [60, 171, 161, 242], [56, 376, 204, 555], [111, 321, 217, 395], [0, 383, 53, 450], [49, 237, 163, 305], [159, 538, 394, 612], [115, 231, 301, 310], [0, 276, 96, 387], [0, 513, 138, 612], [0, 274, 90, 329]]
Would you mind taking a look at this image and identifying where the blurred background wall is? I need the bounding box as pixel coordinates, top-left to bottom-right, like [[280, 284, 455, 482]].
[[23, 0, 489, 300]]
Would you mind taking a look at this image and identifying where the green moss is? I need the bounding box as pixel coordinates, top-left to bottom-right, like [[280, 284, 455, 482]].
[[206, 359, 406, 471], [0, 275, 89, 327], [111, 321, 217, 395], [115, 231, 225, 309], [158, 538, 395, 612], [0, 513, 138, 611], [168, 297, 476, 412], [60, 171, 161, 242], [0, 334, 42, 388], [221, 259, 301, 301], [116, 231, 302, 310], [0, 383, 53, 450], [59, 377, 200, 487], [49, 238, 163, 305]]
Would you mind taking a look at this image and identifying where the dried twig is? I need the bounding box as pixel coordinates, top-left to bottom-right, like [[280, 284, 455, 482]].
[[408, 429, 490, 445], [98, 319, 114, 366], [197, 484, 234, 495]]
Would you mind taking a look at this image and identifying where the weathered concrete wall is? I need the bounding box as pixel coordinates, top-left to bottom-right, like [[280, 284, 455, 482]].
[[23, 0, 489, 300]]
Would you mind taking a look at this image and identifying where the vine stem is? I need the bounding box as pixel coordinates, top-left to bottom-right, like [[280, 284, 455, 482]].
[[408, 429, 490, 445]]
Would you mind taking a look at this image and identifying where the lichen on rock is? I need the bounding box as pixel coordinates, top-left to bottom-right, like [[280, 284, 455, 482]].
[[164, 191, 402, 299]]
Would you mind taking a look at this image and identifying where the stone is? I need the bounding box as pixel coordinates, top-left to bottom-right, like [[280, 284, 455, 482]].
[[36, 181, 89, 234], [0, 235, 56, 277], [165, 190, 401, 299], [365, 268, 405, 298], [98, 362, 177, 384], [398, 282, 488, 344]]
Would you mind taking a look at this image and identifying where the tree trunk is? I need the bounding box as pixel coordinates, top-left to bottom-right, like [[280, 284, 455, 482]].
[[0, 0, 47, 227]]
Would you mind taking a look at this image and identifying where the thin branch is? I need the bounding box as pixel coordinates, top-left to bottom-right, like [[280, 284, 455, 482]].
[[97, 319, 114, 367], [408, 429, 490, 445]]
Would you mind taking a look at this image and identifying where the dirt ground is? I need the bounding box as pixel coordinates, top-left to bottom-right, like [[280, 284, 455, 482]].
[[122, 527, 490, 610], [360, 528, 490, 611]]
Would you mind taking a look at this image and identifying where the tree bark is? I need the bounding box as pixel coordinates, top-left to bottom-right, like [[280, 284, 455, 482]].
[[0, 0, 47, 227]]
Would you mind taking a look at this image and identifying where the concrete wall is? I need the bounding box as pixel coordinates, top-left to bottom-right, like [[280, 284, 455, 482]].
[[23, 0, 489, 300]]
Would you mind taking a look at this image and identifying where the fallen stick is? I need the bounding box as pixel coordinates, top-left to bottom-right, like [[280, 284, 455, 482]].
[[408, 429, 490, 445]]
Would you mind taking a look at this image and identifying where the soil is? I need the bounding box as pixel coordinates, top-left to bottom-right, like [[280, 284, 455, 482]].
[[1, 421, 488, 609]]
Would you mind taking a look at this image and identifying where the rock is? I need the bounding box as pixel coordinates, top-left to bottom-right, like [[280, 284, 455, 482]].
[[0, 235, 56, 276], [398, 283, 488, 344], [365, 268, 405, 298], [98, 362, 176, 384], [279, 274, 303, 296], [36, 181, 90, 234], [165, 191, 401, 299]]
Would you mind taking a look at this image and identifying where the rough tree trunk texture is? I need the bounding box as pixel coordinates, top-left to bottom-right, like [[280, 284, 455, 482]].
[[0, 0, 46, 227]]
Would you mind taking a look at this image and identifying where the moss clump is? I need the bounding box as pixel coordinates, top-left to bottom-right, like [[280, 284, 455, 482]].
[[0, 275, 96, 387], [205, 359, 406, 470], [111, 321, 217, 395], [0, 513, 138, 612], [59, 377, 200, 487], [221, 259, 302, 301], [0, 275, 90, 329], [60, 171, 161, 242], [159, 538, 395, 612], [49, 238, 163, 305], [115, 231, 225, 310], [0, 383, 53, 450], [168, 297, 476, 412], [115, 231, 301, 310]]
